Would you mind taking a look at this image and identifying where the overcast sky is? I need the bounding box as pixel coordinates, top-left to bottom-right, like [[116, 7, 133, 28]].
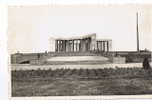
[[8, 5, 152, 54]]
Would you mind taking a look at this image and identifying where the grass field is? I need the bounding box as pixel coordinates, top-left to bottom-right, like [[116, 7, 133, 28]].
[[12, 67, 152, 96]]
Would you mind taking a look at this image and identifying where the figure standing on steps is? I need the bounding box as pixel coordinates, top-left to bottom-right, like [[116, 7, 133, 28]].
[[143, 57, 151, 70]]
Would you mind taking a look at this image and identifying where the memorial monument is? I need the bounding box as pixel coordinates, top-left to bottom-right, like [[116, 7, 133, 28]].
[[50, 33, 112, 52]]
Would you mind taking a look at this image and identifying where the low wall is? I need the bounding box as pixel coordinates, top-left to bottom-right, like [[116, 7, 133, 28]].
[[10, 62, 152, 71]]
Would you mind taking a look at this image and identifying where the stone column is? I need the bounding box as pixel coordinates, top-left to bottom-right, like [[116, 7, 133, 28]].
[[75, 40, 77, 52], [55, 40, 58, 52], [78, 40, 80, 52], [60, 40, 62, 52], [57, 40, 59, 52], [89, 38, 91, 51], [104, 41, 106, 52], [101, 41, 103, 51], [105, 41, 108, 52], [70, 40, 72, 52], [66, 40, 69, 52], [90, 35, 96, 51], [103, 41, 105, 52], [61, 41, 63, 52], [64, 40, 66, 52], [81, 39, 85, 52], [62, 40, 65, 52], [80, 39, 82, 52], [97, 41, 99, 51], [105, 41, 107, 52], [85, 39, 87, 51], [74, 40, 76, 52], [72, 40, 74, 52], [109, 40, 112, 51], [107, 41, 109, 52], [86, 38, 89, 51], [58, 40, 60, 52], [60, 40, 63, 52], [83, 39, 86, 52], [98, 41, 101, 51], [69, 40, 71, 52]]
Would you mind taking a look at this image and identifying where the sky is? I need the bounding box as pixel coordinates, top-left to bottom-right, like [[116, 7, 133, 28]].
[[8, 5, 152, 54]]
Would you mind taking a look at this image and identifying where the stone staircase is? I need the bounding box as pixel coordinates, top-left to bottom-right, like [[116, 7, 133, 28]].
[[44, 52, 112, 65], [17, 51, 113, 65]]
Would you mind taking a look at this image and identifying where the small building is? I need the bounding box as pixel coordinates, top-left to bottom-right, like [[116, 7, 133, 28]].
[[50, 33, 112, 52]]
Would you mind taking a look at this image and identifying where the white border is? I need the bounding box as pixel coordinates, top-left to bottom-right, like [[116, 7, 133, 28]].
[[0, 0, 152, 100], [4, 0, 152, 5], [0, 4, 8, 100], [10, 95, 152, 100]]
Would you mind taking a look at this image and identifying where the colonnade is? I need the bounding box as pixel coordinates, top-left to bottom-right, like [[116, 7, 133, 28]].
[[96, 41, 110, 52], [55, 38, 111, 52], [55, 38, 91, 52]]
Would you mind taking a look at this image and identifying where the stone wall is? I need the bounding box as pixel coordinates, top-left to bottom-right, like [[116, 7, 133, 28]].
[[111, 57, 126, 64]]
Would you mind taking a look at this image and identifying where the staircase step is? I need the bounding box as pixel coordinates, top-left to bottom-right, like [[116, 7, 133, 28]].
[[46, 56, 110, 65]]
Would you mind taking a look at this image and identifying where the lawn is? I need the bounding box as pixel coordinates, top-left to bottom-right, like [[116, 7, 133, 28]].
[[12, 68, 152, 96]]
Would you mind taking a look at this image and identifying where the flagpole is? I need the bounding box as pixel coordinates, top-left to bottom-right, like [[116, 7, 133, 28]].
[[136, 12, 140, 52]]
